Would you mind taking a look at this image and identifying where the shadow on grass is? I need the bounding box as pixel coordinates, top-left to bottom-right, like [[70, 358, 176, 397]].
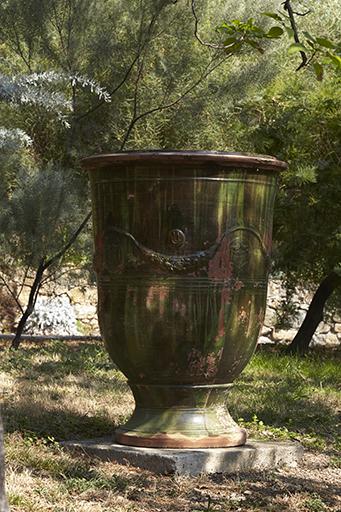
[[1, 341, 341, 448], [0, 341, 132, 442], [0, 340, 121, 382], [228, 347, 341, 447], [208, 471, 341, 510], [2, 397, 120, 442]]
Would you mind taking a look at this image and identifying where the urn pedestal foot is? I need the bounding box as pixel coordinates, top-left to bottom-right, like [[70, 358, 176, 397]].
[[115, 383, 246, 449]]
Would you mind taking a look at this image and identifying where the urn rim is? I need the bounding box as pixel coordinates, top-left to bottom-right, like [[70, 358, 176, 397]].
[[80, 150, 287, 172]]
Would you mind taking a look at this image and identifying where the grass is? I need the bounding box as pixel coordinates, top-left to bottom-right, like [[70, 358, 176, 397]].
[[1, 339, 341, 511], [228, 346, 341, 452]]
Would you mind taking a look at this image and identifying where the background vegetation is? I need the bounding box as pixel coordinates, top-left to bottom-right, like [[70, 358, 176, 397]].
[[0, 1, 340, 342], [1, 1, 341, 509]]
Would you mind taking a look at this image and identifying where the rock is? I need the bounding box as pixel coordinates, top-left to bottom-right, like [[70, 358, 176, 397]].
[[73, 304, 97, 318], [288, 310, 306, 329], [324, 332, 340, 347], [258, 336, 275, 345], [264, 307, 276, 327], [261, 325, 272, 336], [316, 322, 331, 334], [311, 333, 326, 347], [68, 287, 86, 304], [272, 329, 298, 342]]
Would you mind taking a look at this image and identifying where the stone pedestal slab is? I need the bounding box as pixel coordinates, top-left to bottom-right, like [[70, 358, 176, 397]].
[[63, 438, 304, 476]]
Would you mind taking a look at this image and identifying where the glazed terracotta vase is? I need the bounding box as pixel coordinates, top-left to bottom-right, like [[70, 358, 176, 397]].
[[81, 151, 286, 449]]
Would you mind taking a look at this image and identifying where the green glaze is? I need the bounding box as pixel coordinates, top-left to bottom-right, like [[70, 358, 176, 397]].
[[82, 151, 286, 448]]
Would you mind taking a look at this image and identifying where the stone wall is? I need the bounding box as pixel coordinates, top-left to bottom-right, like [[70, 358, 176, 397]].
[[0, 270, 100, 336], [1, 273, 341, 347], [38, 279, 341, 347], [260, 281, 341, 348]]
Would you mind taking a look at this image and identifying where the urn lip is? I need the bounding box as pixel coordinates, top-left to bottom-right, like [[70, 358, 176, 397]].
[[80, 150, 287, 172]]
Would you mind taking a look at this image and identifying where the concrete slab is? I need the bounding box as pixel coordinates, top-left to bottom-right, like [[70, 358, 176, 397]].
[[63, 438, 304, 476]]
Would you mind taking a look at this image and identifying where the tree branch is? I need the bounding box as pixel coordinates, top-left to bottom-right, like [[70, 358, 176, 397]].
[[283, 0, 307, 71], [191, 0, 243, 50], [0, 273, 24, 314], [10, 210, 92, 350], [42, 210, 92, 271], [119, 53, 231, 150], [75, 11, 160, 124]]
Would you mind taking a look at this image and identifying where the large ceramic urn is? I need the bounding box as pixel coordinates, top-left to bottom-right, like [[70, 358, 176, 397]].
[[81, 151, 286, 449]]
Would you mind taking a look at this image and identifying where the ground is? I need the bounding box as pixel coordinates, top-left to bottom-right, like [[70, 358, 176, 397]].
[[50, 448, 341, 511], [2, 339, 341, 511]]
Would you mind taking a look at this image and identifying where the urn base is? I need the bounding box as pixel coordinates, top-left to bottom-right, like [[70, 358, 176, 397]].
[[115, 383, 246, 449]]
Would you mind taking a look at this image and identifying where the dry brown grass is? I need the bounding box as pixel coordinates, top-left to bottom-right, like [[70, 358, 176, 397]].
[[1, 339, 341, 511]]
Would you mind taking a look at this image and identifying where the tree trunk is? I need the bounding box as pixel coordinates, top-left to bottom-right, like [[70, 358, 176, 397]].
[[11, 211, 92, 350], [11, 260, 44, 350], [284, 272, 341, 355], [0, 411, 10, 512]]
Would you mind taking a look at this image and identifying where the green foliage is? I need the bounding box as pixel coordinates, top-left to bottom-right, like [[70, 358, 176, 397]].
[[222, 68, 341, 312], [0, 0, 286, 160], [0, 163, 86, 268], [216, 16, 283, 56], [1, 0, 341, 337], [258, 4, 341, 80], [0, 1, 285, 332]]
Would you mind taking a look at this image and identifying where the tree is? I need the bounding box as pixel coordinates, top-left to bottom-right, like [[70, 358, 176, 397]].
[[0, 0, 282, 347], [0, 69, 103, 349], [0, 164, 92, 349], [224, 40, 341, 353], [202, 0, 341, 353], [257, 3, 341, 353]]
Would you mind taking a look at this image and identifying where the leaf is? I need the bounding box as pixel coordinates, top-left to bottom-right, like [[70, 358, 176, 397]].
[[334, 265, 341, 277], [306, 40, 316, 49], [224, 39, 241, 54], [224, 37, 237, 46], [266, 27, 284, 39], [259, 12, 283, 21], [326, 52, 341, 68], [303, 31, 316, 43], [316, 37, 335, 49], [229, 19, 245, 29], [285, 27, 295, 38], [244, 38, 265, 53], [216, 24, 235, 34], [288, 43, 309, 54], [244, 38, 257, 48], [248, 25, 265, 35], [314, 63, 323, 81]]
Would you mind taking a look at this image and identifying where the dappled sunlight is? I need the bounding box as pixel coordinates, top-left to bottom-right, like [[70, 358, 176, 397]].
[[1, 340, 341, 511]]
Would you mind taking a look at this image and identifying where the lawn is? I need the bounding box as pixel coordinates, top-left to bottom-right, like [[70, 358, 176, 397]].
[[0, 339, 340, 511]]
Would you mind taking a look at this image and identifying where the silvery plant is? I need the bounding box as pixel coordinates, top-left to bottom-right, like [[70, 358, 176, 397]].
[[24, 296, 80, 336]]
